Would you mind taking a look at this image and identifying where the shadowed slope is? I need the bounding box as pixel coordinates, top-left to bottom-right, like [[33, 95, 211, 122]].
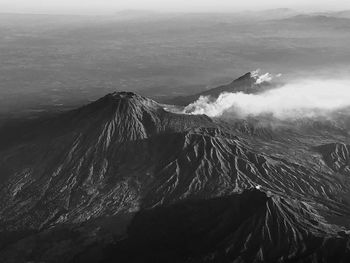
[[93, 190, 350, 263], [0, 91, 350, 262]]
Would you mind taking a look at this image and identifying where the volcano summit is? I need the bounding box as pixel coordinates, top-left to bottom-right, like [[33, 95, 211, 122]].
[[0, 73, 350, 263]]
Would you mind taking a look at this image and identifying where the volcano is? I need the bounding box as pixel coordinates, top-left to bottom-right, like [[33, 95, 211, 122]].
[[163, 71, 277, 106], [0, 80, 350, 262]]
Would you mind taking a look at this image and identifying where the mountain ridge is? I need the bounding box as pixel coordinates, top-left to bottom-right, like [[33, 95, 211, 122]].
[[163, 71, 277, 106], [0, 89, 350, 262]]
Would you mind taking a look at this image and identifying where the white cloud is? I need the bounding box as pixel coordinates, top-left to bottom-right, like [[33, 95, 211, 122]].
[[251, 69, 279, 84], [183, 78, 350, 120]]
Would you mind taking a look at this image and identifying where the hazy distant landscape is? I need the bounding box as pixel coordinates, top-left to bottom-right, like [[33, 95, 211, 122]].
[[3, 2, 350, 261], [1, 9, 350, 118]]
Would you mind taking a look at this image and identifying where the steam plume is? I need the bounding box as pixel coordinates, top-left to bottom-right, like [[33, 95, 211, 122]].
[[183, 79, 350, 120], [251, 69, 275, 84]]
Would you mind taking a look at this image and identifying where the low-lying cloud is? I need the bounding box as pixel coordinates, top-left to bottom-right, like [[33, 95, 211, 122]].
[[183, 79, 350, 120]]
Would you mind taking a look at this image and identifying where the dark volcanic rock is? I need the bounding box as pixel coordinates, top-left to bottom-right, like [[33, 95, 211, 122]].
[[315, 143, 350, 175], [0, 91, 350, 262], [77, 190, 350, 263]]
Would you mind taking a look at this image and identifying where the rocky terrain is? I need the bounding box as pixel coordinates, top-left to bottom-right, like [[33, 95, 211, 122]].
[[0, 73, 350, 262]]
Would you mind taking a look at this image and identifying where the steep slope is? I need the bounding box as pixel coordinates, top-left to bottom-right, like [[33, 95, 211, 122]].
[[0, 92, 215, 230], [0, 91, 350, 262], [99, 190, 350, 263], [1, 190, 349, 263], [315, 143, 350, 175]]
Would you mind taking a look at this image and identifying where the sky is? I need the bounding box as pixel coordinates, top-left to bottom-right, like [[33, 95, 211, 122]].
[[0, 0, 350, 14]]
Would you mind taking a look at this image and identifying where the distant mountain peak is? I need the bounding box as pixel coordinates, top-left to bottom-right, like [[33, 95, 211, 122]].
[[163, 71, 277, 106], [234, 71, 255, 81], [199, 70, 274, 97]]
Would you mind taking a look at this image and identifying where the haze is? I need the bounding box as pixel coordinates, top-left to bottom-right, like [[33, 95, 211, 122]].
[[1, 0, 350, 14], [1, 2, 350, 120]]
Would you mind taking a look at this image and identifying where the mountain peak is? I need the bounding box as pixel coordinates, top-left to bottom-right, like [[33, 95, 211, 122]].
[[235, 72, 254, 81], [91, 91, 163, 113], [162, 71, 276, 106], [110, 91, 139, 99], [87, 91, 165, 142], [105, 91, 155, 105]]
